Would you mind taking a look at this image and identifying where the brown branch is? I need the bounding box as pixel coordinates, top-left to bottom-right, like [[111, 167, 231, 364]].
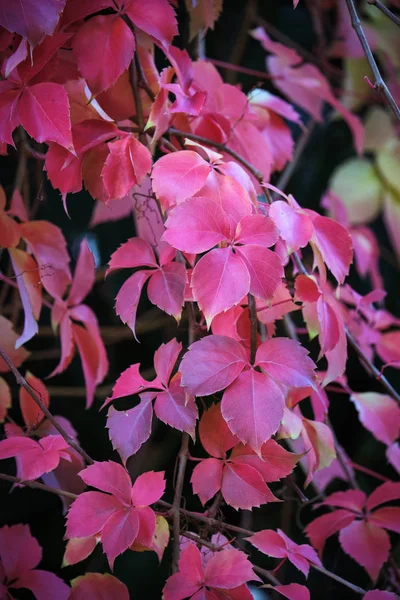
[[367, 0, 400, 27], [130, 53, 148, 148], [0, 472, 79, 500], [345, 0, 400, 120], [0, 346, 94, 465]]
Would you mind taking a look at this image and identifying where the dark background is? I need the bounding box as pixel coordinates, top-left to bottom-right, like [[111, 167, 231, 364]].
[[0, 1, 399, 598]]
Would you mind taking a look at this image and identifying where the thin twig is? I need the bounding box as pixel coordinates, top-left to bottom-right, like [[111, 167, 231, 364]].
[[345, 0, 400, 119], [248, 294, 258, 364], [0, 346, 94, 465], [0, 472, 79, 500], [367, 0, 400, 27], [130, 53, 148, 148]]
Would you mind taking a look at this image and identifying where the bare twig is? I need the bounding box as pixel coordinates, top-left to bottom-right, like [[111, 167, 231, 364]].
[[0, 346, 94, 465], [345, 0, 400, 120], [0, 472, 79, 500], [248, 294, 258, 364], [367, 0, 400, 27]]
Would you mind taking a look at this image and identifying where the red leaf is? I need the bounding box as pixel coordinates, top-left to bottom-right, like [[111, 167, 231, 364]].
[[0, 0, 66, 46], [0, 212, 20, 248], [19, 83, 74, 152], [363, 592, 399, 600], [12, 569, 70, 600], [231, 439, 300, 482], [69, 573, 129, 600], [0, 87, 21, 145], [152, 150, 211, 210], [72, 15, 135, 96], [180, 334, 249, 397], [63, 536, 98, 567], [154, 338, 182, 386], [221, 369, 285, 454], [0, 434, 70, 480], [339, 520, 390, 581], [68, 239, 96, 306], [370, 507, 400, 534], [221, 462, 279, 510], [192, 247, 250, 327], [367, 481, 400, 511], [310, 213, 353, 284], [199, 402, 238, 458], [323, 489, 366, 512], [125, 0, 178, 49], [269, 201, 314, 252], [45, 143, 83, 195], [274, 583, 310, 600], [0, 377, 11, 422], [107, 397, 154, 463], [71, 322, 99, 408], [102, 136, 152, 201], [0, 524, 41, 580], [235, 214, 279, 247], [19, 372, 49, 429], [191, 458, 223, 505]]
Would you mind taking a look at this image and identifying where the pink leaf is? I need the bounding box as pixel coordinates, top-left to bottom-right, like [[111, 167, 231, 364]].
[[231, 439, 300, 482], [191, 458, 223, 505], [0, 377, 11, 422], [125, 0, 178, 49], [301, 419, 336, 487], [79, 461, 132, 505], [101, 507, 139, 569], [237, 245, 283, 301], [71, 322, 99, 409], [19, 83, 74, 152], [221, 462, 279, 510], [115, 270, 152, 338], [0, 524, 41, 581], [63, 536, 98, 566], [274, 583, 310, 600], [370, 507, 400, 534], [45, 144, 82, 195], [199, 402, 238, 458], [339, 520, 390, 581], [180, 335, 249, 396], [221, 369, 285, 454], [192, 248, 250, 327], [154, 379, 198, 437], [72, 15, 135, 96], [12, 569, 70, 600], [105, 363, 156, 406], [310, 213, 353, 284], [235, 214, 279, 247], [163, 197, 231, 253], [0, 435, 69, 480], [102, 135, 152, 200], [350, 392, 400, 446], [69, 573, 129, 600], [363, 591, 399, 600], [131, 471, 166, 506], [269, 202, 313, 252], [0, 0, 66, 46], [323, 489, 366, 512], [68, 239, 95, 306], [151, 150, 211, 210], [154, 338, 182, 386], [367, 481, 400, 511], [376, 331, 400, 365], [256, 338, 316, 388], [20, 220, 71, 300], [134, 505, 157, 548], [162, 543, 203, 599], [107, 238, 157, 274], [305, 510, 356, 555], [147, 262, 187, 321], [204, 548, 260, 588], [107, 397, 154, 463], [66, 491, 122, 538]]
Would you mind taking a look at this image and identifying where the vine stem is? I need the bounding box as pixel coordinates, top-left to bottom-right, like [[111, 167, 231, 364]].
[[366, 0, 400, 27], [248, 294, 258, 364], [345, 0, 400, 120], [168, 128, 400, 407], [0, 472, 79, 500], [0, 346, 94, 465]]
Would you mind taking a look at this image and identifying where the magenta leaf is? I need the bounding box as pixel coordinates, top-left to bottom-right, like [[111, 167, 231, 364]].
[[79, 461, 132, 505], [107, 397, 154, 463], [221, 462, 279, 510], [147, 262, 187, 321], [115, 270, 152, 338], [102, 135, 152, 201], [274, 583, 310, 600], [107, 238, 158, 274], [191, 458, 223, 505], [12, 570, 70, 600], [305, 510, 356, 555], [0, 0, 66, 46], [204, 548, 260, 588], [101, 508, 139, 569], [255, 337, 316, 388], [237, 244, 283, 301], [154, 379, 198, 438], [192, 247, 250, 327], [66, 491, 122, 538], [221, 369, 285, 454], [339, 520, 390, 581], [154, 338, 182, 386], [125, 0, 178, 49], [180, 335, 249, 396], [131, 470, 166, 506], [69, 573, 129, 600]]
